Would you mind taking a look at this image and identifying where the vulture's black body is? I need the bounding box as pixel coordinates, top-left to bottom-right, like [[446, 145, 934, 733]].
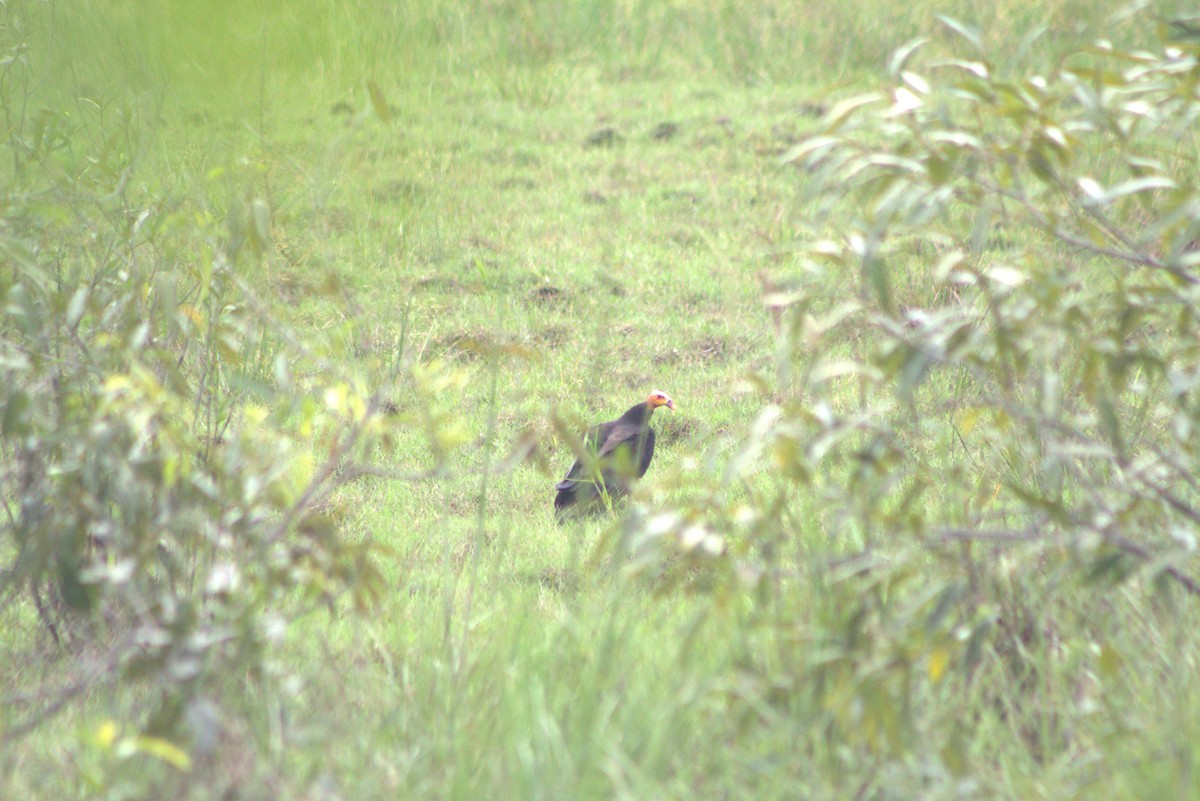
[[554, 399, 661, 518]]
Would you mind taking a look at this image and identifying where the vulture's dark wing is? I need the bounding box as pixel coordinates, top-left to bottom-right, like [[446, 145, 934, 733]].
[[555, 421, 615, 491], [636, 427, 655, 478], [593, 422, 655, 491]]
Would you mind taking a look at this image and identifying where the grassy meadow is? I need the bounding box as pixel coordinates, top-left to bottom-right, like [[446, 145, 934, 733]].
[[6, 1, 1200, 799]]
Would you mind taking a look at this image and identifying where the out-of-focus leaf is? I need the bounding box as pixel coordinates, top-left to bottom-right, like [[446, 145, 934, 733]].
[[810, 359, 878, 384], [985, 265, 1026, 289], [94, 721, 119, 749], [3, 389, 30, 435], [367, 81, 393, 123], [66, 285, 88, 328], [954, 406, 983, 436], [1080, 173, 1178, 207], [941, 724, 970, 776], [889, 37, 930, 76], [1086, 550, 1136, 585], [933, 58, 989, 79], [820, 93, 886, 131], [249, 197, 271, 254], [56, 552, 93, 612], [936, 15, 984, 53], [928, 644, 951, 682], [134, 736, 193, 771], [780, 135, 841, 165], [1098, 642, 1123, 679]]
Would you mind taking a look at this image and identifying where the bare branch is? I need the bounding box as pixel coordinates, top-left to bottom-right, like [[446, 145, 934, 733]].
[[924, 526, 1053, 544], [1103, 531, 1200, 598]]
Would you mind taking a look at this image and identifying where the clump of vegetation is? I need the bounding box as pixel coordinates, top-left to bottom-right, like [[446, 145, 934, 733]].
[[0, 0, 465, 788], [632, 9, 1200, 792], [5, 1, 1200, 799]]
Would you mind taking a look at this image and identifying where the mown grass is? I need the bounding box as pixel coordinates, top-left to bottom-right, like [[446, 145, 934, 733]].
[[6, 1, 1200, 799]]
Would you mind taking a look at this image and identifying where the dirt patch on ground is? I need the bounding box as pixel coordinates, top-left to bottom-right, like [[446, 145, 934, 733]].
[[528, 284, 568, 307]]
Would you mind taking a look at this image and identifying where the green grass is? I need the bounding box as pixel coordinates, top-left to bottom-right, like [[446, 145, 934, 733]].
[[7, 1, 1200, 799]]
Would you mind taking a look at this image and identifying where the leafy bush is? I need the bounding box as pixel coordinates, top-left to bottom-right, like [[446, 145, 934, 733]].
[[626, 8, 1200, 789], [777, 10, 1200, 596], [0, 4, 461, 783]]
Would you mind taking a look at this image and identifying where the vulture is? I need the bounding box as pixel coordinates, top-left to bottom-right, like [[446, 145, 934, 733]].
[[554, 390, 675, 518]]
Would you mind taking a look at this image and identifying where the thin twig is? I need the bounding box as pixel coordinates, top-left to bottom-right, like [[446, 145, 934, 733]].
[[973, 174, 1198, 285], [925, 526, 1052, 544], [1104, 531, 1200, 597], [0, 650, 121, 742], [925, 524, 1200, 598]]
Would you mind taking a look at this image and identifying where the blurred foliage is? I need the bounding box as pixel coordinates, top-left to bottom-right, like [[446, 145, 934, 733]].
[[774, 9, 1200, 585], [0, 0, 464, 778], [5, 0, 1200, 796], [622, 6, 1200, 789]]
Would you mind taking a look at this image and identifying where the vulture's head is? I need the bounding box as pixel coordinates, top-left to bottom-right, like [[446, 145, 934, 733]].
[[648, 390, 676, 412]]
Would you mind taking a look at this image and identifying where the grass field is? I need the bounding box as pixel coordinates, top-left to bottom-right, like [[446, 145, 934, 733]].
[[6, 1, 1200, 799]]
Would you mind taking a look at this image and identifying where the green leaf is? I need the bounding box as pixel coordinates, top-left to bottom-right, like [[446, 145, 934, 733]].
[[57, 551, 93, 612], [821, 93, 886, 131], [940, 724, 970, 776], [897, 346, 931, 400], [779, 135, 841, 165], [66, 285, 88, 328], [249, 197, 272, 255], [367, 81, 393, 123], [1086, 550, 1136, 585], [1162, 16, 1200, 44], [1026, 147, 1056, 183], [889, 37, 930, 76], [1086, 175, 1177, 205], [954, 406, 983, 436], [134, 735, 193, 771], [927, 644, 951, 682], [935, 16, 984, 54], [2, 389, 30, 436], [927, 130, 983, 150], [1096, 394, 1125, 458], [1098, 642, 1123, 679]]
